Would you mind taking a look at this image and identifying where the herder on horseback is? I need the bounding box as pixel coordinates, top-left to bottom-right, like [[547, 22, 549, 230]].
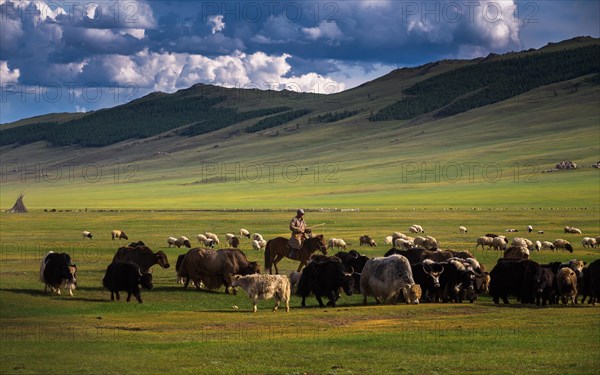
[[288, 209, 307, 259]]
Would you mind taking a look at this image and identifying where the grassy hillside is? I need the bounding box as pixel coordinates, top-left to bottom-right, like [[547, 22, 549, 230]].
[[0, 210, 599, 374], [0, 38, 598, 210]]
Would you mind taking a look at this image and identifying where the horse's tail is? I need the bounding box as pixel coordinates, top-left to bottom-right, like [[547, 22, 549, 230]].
[[264, 240, 273, 273]]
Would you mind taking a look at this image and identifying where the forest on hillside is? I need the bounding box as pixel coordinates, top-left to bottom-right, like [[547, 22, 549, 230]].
[[370, 45, 600, 121]]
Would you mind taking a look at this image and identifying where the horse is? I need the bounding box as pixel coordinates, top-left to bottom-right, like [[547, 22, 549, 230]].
[[264, 235, 327, 274]]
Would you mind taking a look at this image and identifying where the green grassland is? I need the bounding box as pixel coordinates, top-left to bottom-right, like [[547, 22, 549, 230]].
[[1, 76, 598, 211], [1, 210, 599, 374]]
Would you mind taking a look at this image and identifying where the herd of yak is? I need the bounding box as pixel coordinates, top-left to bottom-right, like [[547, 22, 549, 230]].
[[38, 231, 600, 312]]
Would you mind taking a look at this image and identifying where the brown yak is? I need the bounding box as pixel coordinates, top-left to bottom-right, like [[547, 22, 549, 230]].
[[112, 245, 170, 273], [177, 248, 260, 294]]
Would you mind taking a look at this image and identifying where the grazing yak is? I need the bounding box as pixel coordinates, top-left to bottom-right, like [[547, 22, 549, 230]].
[[411, 261, 444, 303], [177, 248, 260, 293], [112, 245, 170, 273], [81, 231, 93, 239], [360, 255, 421, 305], [297, 256, 354, 307], [585, 259, 600, 305], [39, 251, 77, 296], [536, 267, 556, 307], [335, 250, 370, 292], [102, 262, 153, 303], [111, 230, 129, 240], [231, 274, 290, 312], [489, 259, 542, 304]]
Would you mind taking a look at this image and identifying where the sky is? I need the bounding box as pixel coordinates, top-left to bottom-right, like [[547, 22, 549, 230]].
[[1, 0, 598, 123]]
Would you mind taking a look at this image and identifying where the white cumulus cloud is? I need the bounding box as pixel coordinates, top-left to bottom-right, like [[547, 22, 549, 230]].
[[207, 15, 225, 34], [0, 61, 20, 83]]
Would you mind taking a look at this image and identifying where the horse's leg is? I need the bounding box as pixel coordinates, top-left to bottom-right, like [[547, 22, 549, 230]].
[[272, 254, 284, 275], [297, 258, 305, 272]]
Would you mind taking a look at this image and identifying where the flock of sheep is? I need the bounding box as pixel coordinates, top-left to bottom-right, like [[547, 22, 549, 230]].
[[165, 230, 267, 251]]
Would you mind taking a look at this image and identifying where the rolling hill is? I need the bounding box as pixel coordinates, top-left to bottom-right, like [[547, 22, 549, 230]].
[[0, 37, 598, 210]]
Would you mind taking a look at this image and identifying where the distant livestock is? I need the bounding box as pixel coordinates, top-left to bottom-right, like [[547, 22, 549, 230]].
[[492, 236, 508, 251], [111, 230, 129, 240], [394, 238, 413, 250], [475, 236, 494, 251], [552, 239, 574, 253], [409, 225, 424, 233], [540, 241, 556, 251], [112, 245, 170, 273], [360, 255, 421, 305], [564, 226, 582, 234], [527, 225, 533, 233], [176, 236, 192, 248], [205, 232, 220, 245], [81, 231, 93, 239], [167, 237, 177, 248], [459, 226, 467, 234], [503, 246, 530, 260], [505, 229, 518, 233], [226, 235, 240, 248], [39, 251, 77, 296], [197, 234, 207, 243], [383, 236, 394, 245], [252, 239, 267, 250], [359, 235, 377, 247], [102, 262, 153, 303], [240, 229, 251, 239], [231, 274, 290, 312], [327, 238, 347, 251], [582, 237, 597, 248], [252, 233, 264, 242]]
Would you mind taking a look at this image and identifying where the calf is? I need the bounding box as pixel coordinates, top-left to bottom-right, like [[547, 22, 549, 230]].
[[231, 274, 291, 312], [102, 262, 153, 303], [536, 268, 555, 307], [40, 251, 77, 296], [556, 268, 578, 305]]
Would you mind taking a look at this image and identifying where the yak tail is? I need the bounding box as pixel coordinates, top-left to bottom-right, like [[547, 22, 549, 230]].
[[264, 240, 273, 273]]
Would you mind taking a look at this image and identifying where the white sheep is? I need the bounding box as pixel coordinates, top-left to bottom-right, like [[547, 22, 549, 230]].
[[459, 226, 467, 234], [527, 225, 533, 233], [252, 233, 264, 242], [175, 236, 191, 248], [394, 238, 413, 250], [541, 241, 555, 251], [492, 236, 508, 251], [226, 235, 240, 248], [197, 234, 207, 243], [553, 239, 574, 252], [327, 238, 347, 250], [564, 226, 582, 234], [252, 239, 268, 250], [225, 233, 235, 241], [393, 232, 409, 240], [413, 236, 427, 248], [475, 236, 494, 250], [535, 241, 542, 251], [384, 236, 393, 245], [423, 235, 439, 250], [203, 238, 216, 248], [582, 237, 597, 248], [81, 231, 93, 239], [205, 232, 220, 245], [259, 239, 267, 249], [537, 230, 544, 234], [512, 237, 533, 250], [412, 225, 424, 233], [240, 228, 251, 239], [167, 236, 177, 248]]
